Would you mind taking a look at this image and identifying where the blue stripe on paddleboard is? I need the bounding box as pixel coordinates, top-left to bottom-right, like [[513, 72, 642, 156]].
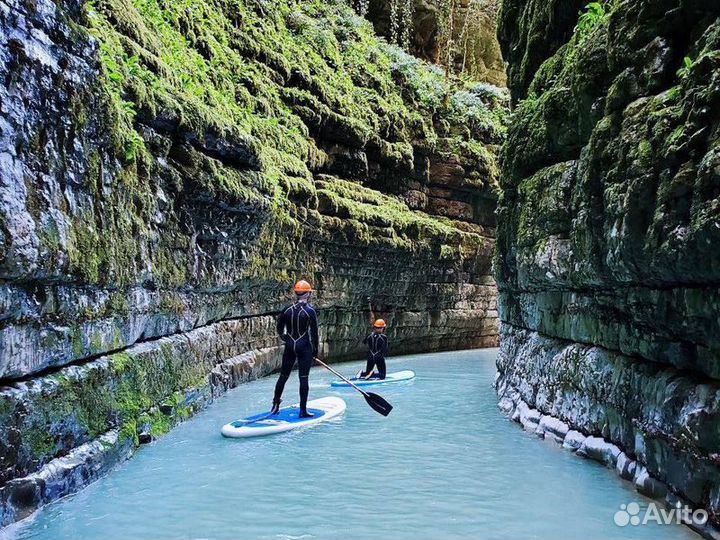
[[331, 371, 414, 386], [232, 407, 326, 428]]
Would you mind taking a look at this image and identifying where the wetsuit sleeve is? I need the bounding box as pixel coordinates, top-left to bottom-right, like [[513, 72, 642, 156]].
[[309, 307, 319, 355], [381, 335, 389, 356], [277, 308, 288, 342]]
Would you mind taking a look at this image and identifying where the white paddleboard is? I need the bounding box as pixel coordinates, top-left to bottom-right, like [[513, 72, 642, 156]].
[[221, 396, 346, 438], [331, 370, 415, 387]]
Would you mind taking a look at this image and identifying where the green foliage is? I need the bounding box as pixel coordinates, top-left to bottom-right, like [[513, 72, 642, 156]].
[[449, 87, 507, 137], [385, 45, 447, 112], [677, 56, 695, 80], [315, 176, 489, 258], [25, 427, 56, 456], [575, 2, 605, 34], [71, 0, 503, 290], [85, 0, 502, 177], [439, 244, 459, 261], [574, 0, 617, 41]]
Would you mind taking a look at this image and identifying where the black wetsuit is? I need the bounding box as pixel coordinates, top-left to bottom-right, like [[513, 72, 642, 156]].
[[361, 332, 388, 379], [273, 301, 319, 412]]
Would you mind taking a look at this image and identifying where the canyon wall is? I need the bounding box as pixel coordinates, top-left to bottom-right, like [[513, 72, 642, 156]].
[[365, 0, 507, 85], [0, 0, 504, 525], [495, 0, 720, 534]]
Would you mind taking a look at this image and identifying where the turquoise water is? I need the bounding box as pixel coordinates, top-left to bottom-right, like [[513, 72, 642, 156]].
[[8, 349, 698, 539]]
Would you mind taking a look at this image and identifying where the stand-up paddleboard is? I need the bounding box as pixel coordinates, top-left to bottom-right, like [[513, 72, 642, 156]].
[[331, 370, 415, 387], [221, 396, 346, 438]]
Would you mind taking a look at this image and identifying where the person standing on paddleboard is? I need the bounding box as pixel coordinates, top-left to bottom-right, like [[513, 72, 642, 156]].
[[271, 280, 319, 418], [359, 302, 388, 379]]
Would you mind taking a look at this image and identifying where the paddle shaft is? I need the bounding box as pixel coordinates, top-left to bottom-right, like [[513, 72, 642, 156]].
[[314, 358, 370, 398]]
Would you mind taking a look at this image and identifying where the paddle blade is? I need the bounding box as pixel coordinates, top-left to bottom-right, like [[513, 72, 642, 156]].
[[364, 392, 393, 416]]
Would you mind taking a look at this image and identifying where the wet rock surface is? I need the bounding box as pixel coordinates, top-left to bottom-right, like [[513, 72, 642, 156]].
[[497, 0, 584, 103], [497, 360, 719, 537], [0, 430, 134, 526], [496, 324, 720, 535], [496, 0, 720, 531]]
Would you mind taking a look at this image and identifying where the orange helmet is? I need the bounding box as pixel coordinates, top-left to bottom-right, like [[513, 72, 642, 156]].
[[373, 319, 386, 328], [293, 280, 313, 294]]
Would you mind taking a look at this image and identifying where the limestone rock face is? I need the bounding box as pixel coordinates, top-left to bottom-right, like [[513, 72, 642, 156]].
[[0, 0, 502, 524], [496, 0, 720, 528], [497, 0, 584, 103]]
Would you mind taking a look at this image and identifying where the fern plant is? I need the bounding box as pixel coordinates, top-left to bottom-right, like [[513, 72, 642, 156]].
[[575, 2, 607, 36], [574, 0, 620, 40], [677, 56, 695, 80]]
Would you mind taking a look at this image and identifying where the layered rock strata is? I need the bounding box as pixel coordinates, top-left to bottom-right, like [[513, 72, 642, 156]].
[[495, 0, 720, 534]]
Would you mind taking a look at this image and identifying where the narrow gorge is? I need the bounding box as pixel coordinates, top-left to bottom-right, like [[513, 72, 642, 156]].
[[0, 0, 719, 537]]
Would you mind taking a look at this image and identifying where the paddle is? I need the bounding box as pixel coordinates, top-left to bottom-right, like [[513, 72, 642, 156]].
[[315, 358, 393, 416]]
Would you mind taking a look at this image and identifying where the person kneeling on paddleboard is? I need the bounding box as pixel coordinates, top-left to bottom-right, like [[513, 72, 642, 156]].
[[359, 318, 388, 380], [271, 279, 319, 418]]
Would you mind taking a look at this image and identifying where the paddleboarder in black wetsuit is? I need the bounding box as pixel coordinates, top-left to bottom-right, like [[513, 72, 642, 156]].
[[359, 318, 388, 380], [271, 280, 319, 418]]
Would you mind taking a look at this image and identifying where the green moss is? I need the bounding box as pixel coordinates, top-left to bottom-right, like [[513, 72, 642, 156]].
[[137, 410, 173, 438], [636, 140, 653, 168], [68, 0, 503, 291], [67, 214, 101, 283], [314, 176, 476, 250], [25, 427, 56, 456], [158, 294, 186, 315], [666, 125, 685, 147], [36, 220, 62, 259], [107, 292, 130, 317], [119, 417, 139, 445], [0, 397, 12, 418], [111, 352, 133, 371], [439, 244, 459, 261], [90, 331, 104, 353], [13, 346, 205, 465], [71, 325, 85, 357], [112, 327, 124, 348], [514, 162, 573, 248]]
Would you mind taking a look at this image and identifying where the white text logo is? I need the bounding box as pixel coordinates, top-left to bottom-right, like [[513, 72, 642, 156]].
[[614, 502, 707, 527]]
